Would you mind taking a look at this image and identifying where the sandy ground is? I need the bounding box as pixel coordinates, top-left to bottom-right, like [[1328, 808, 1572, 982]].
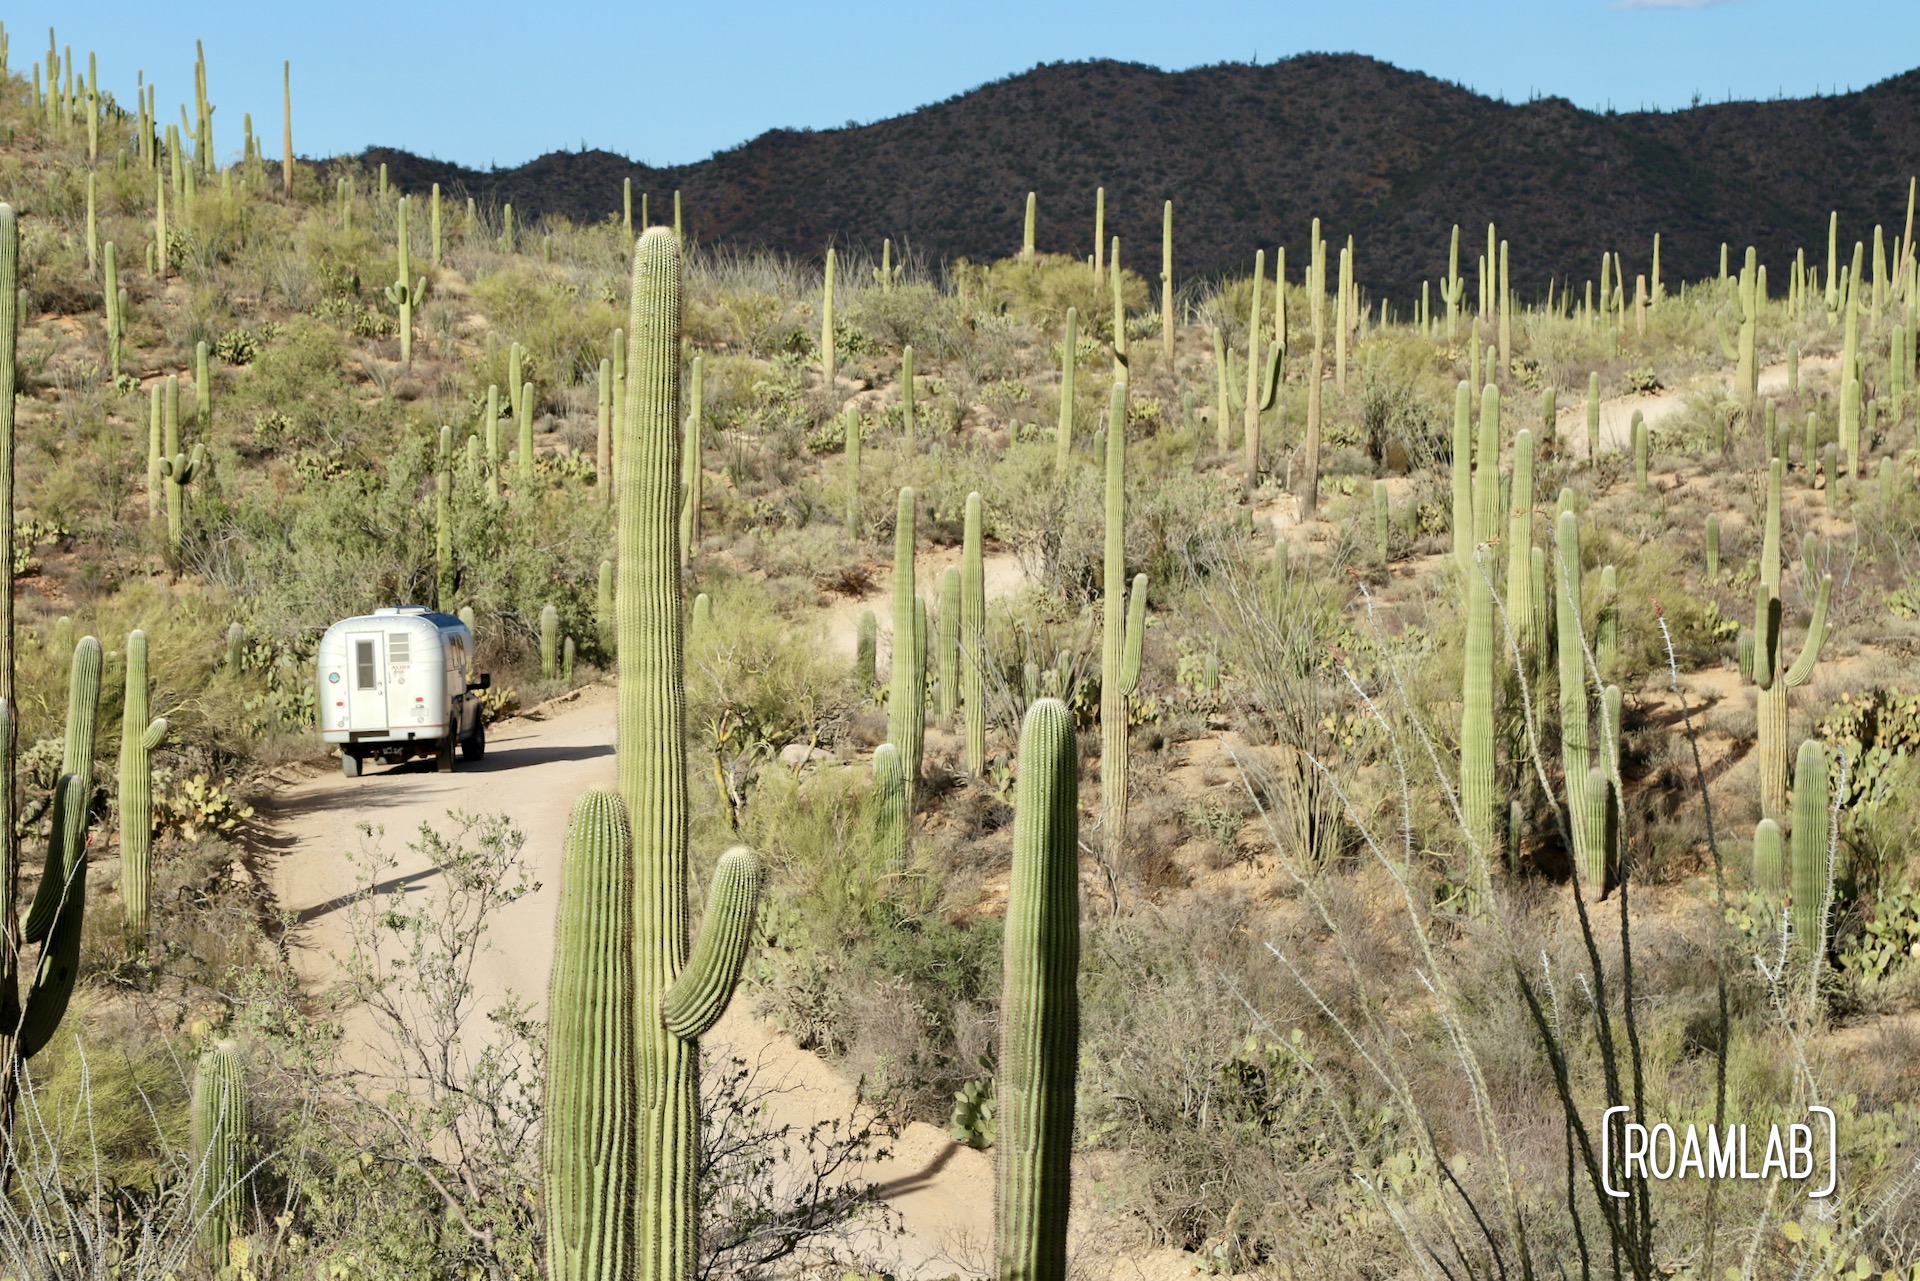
[[1557, 352, 1839, 455]]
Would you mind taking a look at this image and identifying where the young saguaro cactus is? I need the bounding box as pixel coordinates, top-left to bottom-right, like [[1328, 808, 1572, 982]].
[[994, 697, 1081, 1281], [542, 604, 560, 679], [871, 743, 908, 867], [119, 629, 169, 937], [190, 1039, 249, 1269], [591, 226, 761, 1281], [855, 609, 878, 689], [962, 492, 987, 776], [1790, 739, 1831, 955]]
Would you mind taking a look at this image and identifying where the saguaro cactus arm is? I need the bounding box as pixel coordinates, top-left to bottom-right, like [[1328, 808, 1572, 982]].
[[1782, 574, 1833, 689], [660, 850, 761, 1039]]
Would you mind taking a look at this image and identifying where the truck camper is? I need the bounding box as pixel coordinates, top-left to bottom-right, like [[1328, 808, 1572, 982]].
[[317, 606, 489, 776]]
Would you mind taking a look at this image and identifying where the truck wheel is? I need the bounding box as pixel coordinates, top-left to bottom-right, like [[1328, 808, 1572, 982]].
[[341, 750, 362, 778], [436, 733, 457, 773], [462, 718, 486, 762]]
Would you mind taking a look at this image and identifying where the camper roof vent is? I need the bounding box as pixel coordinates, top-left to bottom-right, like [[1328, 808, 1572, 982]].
[[373, 606, 431, 617]]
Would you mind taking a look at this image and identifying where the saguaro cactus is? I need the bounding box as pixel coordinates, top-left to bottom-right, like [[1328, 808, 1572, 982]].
[[597, 358, 613, 504], [901, 344, 917, 448], [820, 247, 836, 389], [1752, 459, 1832, 820], [191, 1039, 249, 1268], [1555, 511, 1600, 896], [871, 743, 908, 867], [856, 610, 878, 689], [159, 374, 206, 555], [844, 406, 862, 537], [542, 604, 560, 679], [435, 425, 453, 608], [889, 488, 924, 802], [962, 493, 987, 776], [1461, 541, 1497, 872], [119, 629, 168, 937], [518, 380, 536, 491], [1505, 430, 1536, 663], [384, 195, 426, 367], [598, 226, 761, 1281], [1790, 739, 1830, 955], [1451, 382, 1473, 572], [544, 792, 635, 1281], [18, 636, 105, 1066], [1056, 308, 1077, 470], [994, 697, 1081, 1281], [1100, 386, 1145, 869]]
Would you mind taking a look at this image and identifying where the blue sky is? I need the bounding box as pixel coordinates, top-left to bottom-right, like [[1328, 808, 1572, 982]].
[[17, 1, 1920, 170]]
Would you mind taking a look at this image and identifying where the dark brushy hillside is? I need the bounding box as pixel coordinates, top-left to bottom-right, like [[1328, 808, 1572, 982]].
[[360, 53, 1920, 297]]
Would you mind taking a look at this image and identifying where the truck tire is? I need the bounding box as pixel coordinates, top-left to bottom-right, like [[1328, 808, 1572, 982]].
[[436, 733, 456, 773], [462, 717, 486, 762], [341, 749, 362, 778]]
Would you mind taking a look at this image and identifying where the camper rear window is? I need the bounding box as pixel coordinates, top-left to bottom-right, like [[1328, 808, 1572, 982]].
[[354, 639, 377, 690]]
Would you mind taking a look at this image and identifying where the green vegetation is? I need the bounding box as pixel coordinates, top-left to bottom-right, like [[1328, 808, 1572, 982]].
[[9, 27, 1920, 1281]]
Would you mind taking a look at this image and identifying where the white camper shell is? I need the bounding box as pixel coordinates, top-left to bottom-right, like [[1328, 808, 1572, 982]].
[[317, 606, 490, 777]]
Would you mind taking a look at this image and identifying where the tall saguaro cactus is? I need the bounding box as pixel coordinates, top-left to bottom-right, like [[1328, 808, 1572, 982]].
[[560, 226, 761, 1281], [1556, 511, 1600, 896], [994, 698, 1081, 1281], [384, 194, 426, 367], [962, 492, 987, 777], [1100, 386, 1145, 870], [544, 791, 636, 1281], [1752, 459, 1832, 820], [889, 488, 925, 804], [119, 630, 168, 937]]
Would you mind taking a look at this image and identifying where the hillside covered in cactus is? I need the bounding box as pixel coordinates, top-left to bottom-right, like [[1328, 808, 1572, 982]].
[[11, 19, 1920, 1281], [365, 53, 1920, 293]]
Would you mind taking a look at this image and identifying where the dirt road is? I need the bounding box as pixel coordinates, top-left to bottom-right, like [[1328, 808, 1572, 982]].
[[264, 680, 1013, 1276]]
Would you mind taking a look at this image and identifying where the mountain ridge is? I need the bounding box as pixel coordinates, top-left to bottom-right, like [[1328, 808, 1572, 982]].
[[352, 54, 1920, 297]]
